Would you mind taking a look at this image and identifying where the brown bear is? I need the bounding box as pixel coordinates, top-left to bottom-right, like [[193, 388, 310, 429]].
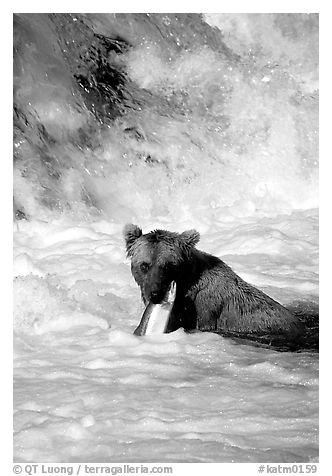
[[123, 224, 304, 347]]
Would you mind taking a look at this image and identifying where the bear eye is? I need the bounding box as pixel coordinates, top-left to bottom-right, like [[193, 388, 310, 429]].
[[140, 262, 150, 273]]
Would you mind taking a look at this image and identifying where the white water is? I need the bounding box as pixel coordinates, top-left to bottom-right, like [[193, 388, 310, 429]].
[[13, 13, 318, 462]]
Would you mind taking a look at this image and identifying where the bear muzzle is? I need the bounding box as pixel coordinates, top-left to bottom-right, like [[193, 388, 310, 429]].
[[148, 289, 168, 304], [143, 279, 171, 304]]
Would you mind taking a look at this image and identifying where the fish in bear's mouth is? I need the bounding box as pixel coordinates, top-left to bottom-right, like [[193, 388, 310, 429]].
[[134, 281, 177, 336]]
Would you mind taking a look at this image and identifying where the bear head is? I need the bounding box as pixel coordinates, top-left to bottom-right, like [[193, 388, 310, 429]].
[[123, 224, 200, 304]]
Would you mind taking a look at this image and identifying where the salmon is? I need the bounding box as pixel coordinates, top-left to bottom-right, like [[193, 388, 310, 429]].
[[133, 281, 177, 335]]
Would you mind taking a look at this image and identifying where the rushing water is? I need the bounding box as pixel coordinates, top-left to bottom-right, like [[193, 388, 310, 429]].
[[13, 13, 318, 463]]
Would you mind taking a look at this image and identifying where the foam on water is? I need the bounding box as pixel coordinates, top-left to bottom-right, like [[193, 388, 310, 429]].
[[13, 212, 318, 462], [13, 13, 318, 462]]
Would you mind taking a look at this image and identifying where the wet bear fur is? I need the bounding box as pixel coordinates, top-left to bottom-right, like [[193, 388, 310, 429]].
[[123, 224, 302, 342]]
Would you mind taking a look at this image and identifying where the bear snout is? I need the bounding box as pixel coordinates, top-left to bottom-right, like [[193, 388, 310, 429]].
[[141, 266, 172, 304], [150, 290, 163, 304], [145, 285, 169, 304], [143, 276, 171, 304]]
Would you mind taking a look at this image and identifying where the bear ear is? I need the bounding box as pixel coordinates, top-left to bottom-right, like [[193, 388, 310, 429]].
[[180, 229, 200, 250], [123, 224, 142, 256]]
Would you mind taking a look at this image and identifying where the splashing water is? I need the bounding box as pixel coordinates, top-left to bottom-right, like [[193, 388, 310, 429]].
[[13, 13, 318, 462], [14, 13, 318, 222]]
